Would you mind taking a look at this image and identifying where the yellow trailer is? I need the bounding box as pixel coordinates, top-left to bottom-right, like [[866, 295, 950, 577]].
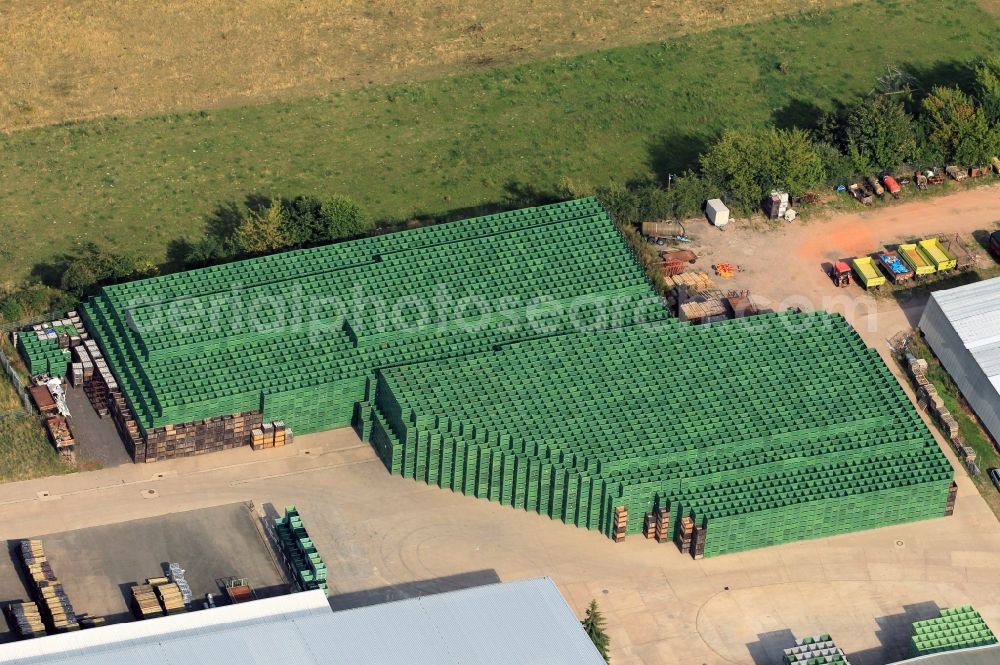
[[898, 243, 936, 276], [851, 256, 886, 289], [917, 238, 958, 271]]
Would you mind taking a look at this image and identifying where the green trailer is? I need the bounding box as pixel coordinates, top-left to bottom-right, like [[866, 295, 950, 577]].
[[898, 243, 937, 276], [917, 238, 958, 271], [851, 256, 886, 289]]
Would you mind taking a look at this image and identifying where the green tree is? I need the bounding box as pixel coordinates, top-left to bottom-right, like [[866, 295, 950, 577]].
[[920, 86, 999, 166], [582, 599, 610, 662], [595, 183, 639, 226], [975, 56, 1000, 124], [232, 202, 289, 254], [318, 195, 368, 242], [844, 95, 917, 173], [280, 195, 326, 246], [701, 128, 825, 212]]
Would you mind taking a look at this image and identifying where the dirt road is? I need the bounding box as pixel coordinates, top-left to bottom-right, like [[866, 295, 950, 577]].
[[689, 183, 1000, 352]]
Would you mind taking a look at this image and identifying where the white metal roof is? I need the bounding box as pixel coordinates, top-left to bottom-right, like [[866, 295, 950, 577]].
[[1, 577, 604, 665], [928, 277, 1000, 379]]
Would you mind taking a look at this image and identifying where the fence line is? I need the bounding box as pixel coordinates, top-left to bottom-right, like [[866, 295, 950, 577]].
[[0, 310, 67, 334], [0, 343, 34, 415]]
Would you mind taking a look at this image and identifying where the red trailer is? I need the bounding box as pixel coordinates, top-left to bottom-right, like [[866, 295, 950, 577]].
[[882, 175, 901, 199]]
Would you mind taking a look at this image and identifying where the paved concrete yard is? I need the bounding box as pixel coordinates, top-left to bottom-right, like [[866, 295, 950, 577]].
[[0, 428, 997, 664], [0, 502, 287, 642]]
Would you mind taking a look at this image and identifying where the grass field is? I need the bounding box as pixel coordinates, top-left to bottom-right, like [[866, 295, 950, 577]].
[[0, 0, 858, 131], [0, 380, 72, 483], [0, 0, 997, 287]]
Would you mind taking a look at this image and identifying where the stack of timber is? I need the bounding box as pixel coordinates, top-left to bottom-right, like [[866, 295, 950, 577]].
[[131, 584, 163, 619], [664, 272, 715, 291], [251, 421, 294, 451], [19, 540, 80, 633], [154, 581, 186, 615], [5, 601, 46, 639]]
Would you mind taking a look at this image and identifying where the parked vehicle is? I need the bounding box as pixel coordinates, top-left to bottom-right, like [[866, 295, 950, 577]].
[[866, 176, 885, 197], [851, 256, 886, 289], [830, 261, 852, 287], [875, 251, 913, 283], [989, 231, 1000, 260], [990, 468, 1000, 493], [849, 183, 874, 205], [917, 238, 958, 271], [898, 243, 936, 276], [882, 175, 901, 199]]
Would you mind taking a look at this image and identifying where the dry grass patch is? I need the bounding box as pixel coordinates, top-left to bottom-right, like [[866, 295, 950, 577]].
[[0, 0, 857, 130]]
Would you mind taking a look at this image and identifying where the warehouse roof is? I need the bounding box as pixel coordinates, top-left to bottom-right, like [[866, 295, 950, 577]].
[[928, 276, 1000, 381], [0, 578, 604, 665]]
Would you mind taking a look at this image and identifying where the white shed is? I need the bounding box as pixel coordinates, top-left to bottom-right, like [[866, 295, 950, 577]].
[[706, 199, 730, 227], [919, 277, 1000, 446]]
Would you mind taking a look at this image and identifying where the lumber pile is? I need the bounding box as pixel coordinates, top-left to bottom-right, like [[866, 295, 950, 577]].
[[155, 582, 186, 615], [19, 540, 80, 633], [131, 584, 163, 619], [664, 272, 715, 291], [5, 601, 46, 639], [679, 296, 728, 323]]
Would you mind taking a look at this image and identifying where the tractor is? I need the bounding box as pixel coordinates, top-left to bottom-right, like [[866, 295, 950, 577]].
[[831, 261, 852, 288]]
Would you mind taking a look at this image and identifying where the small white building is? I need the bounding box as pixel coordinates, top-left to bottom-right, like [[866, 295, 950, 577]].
[[706, 199, 730, 227], [919, 277, 1000, 445]]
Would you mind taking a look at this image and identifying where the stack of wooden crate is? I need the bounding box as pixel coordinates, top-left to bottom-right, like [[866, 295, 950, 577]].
[[613, 506, 628, 543], [692, 524, 708, 559], [5, 601, 46, 639], [946, 481, 958, 517], [675, 517, 694, 554], [654, 507, 671, 544], [131, 584, 163, 619], [643, 512, 656, 539], [144, 410, 263, 462], [250, 421, 293, 451]]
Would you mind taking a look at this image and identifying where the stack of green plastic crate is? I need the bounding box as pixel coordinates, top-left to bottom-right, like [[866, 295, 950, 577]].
[[910, 606, 997, 656], [16, 326, 76, 377], [273, 506, 328, 592], [78, 198, 660, 439], [783, 635, 849, 664], [371, 310, 952, 556]]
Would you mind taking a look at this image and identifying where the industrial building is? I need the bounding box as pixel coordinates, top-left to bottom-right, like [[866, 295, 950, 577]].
[[16, 198, 953, 555], [0, 578, 605, 664], [920, 277, 1000, 446]]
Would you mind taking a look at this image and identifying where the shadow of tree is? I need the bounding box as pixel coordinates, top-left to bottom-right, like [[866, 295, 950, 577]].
[[646, 131, 711, 184]]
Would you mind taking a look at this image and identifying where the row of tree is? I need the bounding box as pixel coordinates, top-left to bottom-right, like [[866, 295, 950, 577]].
[[177, 194, 369, 267], [603, 58, 1000, 218]]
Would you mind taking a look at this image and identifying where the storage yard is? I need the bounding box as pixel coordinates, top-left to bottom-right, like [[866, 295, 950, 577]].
[[0, 503, 286, 643], [16, 197, 950, 558]]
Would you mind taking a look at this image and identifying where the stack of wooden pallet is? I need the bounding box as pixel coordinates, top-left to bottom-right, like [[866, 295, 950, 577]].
[[613, 506, 628, 543], [664, 272, 715, 291], [131, 584, 163, 619], [654, 507, 671, 544], [19, 540, 80, 633], [946, 481, 958, 517], [5, 601, 46, 639], [675, 517, 694, 554]]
